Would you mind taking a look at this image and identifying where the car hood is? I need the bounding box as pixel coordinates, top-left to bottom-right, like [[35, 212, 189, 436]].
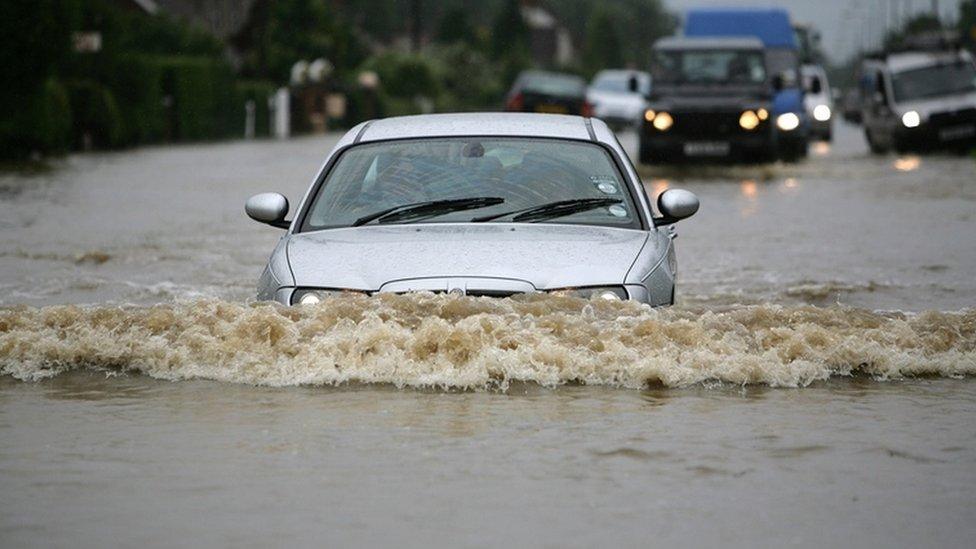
[[286, 224, 649, 291], [898, 91, 976, 119], [648, 90, 768, 111]]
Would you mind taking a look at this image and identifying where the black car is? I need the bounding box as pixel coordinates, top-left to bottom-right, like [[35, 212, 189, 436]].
[[505, 70, 593, 117]]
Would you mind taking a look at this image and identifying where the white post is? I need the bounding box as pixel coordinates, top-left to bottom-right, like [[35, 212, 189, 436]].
[[244, 100, 256, 139], [273, 88, 290, 139]]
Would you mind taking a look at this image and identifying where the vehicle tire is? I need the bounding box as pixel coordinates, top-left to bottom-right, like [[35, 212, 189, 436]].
[[865, 128, 889, 154]]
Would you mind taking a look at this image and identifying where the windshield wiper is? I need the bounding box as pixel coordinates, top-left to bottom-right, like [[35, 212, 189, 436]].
[[472, 197, 621, 223], [352, 196, 504, 226]]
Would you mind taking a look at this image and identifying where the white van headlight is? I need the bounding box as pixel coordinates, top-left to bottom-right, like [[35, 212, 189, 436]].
[[813, 104, 831, 121], [902, 110, 921, 128], [776, 112, 800, 131]]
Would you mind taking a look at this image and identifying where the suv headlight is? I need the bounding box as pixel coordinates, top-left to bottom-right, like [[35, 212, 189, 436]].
[[549, 286, 628, 301], [739, 110, 760, 130], [291, 288, 366, 305], [901, 110, 921, 128]]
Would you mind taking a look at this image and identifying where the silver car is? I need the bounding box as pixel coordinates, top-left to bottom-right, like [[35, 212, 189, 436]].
[[246, 113, 699, 306]]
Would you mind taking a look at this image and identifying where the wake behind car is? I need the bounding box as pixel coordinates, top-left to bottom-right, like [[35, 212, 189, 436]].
[[505, 70, 593, 116], [246, 113, 699, 306], [860, 36, 976, 153]]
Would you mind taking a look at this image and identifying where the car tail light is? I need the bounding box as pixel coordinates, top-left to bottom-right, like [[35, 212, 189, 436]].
[[582, 101, 595, 118], [505, 92, 524, 112]]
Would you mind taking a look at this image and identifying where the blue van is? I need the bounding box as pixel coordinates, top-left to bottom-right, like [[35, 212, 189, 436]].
[[684, 8, 810, 159]]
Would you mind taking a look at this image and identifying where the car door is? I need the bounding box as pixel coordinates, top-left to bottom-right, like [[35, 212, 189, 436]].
[[865, 69, 895, 148]]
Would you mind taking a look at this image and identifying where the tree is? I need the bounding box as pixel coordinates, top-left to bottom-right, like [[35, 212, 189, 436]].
[[583, 5, 624, 75], [960, 0, 976, 50], [490, 0, 529, 60], [437, 6, 477, 46], [883, 13, 943, 50]]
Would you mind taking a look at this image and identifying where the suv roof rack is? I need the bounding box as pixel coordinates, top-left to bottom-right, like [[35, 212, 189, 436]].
[[862, 30, 963, 62]]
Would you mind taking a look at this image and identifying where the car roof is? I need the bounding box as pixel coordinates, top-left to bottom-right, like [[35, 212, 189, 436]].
[[885, 50, 972, 73], [655, 36, 764, 50], [351, 113, 598, 143]]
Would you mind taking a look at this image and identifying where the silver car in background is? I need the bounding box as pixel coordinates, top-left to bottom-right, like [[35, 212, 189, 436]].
[[587, 70, 652, 129], [246, 113, 698, 306]]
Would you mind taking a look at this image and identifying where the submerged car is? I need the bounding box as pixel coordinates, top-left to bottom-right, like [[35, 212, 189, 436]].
[[246, 113, 699, 306]]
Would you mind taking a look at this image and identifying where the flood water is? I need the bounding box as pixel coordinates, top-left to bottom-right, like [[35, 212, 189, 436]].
[[2, 122, 975, 547]]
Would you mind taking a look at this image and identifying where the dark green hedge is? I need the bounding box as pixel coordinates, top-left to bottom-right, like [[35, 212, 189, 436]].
[[65, 80, 123, 149], [0, 78, 73, 158]]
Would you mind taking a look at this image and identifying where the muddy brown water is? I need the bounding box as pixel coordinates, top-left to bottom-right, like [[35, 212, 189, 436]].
[[1, 123, 975, 548]]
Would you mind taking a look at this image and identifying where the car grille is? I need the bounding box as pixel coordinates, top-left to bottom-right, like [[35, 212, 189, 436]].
[[394, 289, 523, 298], [929, 108, 976, 128], [671, 111, 743, 138]]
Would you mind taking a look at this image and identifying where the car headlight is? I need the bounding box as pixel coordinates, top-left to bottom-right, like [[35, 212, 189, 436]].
[[549, 286, 628, 301], [813, 104, 831, 121], [739, 110, 760, 130], [757, 108, 769, 121], [644, 109, 656, 122], [291, 288, 366, 305], [652, 111, 673, 131], [776, 112, 800, 131], [902, 110, 921, 128]]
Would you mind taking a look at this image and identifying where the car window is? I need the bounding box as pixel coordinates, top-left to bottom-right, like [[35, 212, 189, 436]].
[[519, 73, 586, 97], [892, 61, 976, 102], [301, 138, 641, 230], [592, 72, 650, 94], [653, 49, 766, 84]]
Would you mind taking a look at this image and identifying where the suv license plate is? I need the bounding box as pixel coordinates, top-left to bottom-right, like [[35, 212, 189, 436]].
[[939, 125, 976, 141], [684, 142, 730, 156]]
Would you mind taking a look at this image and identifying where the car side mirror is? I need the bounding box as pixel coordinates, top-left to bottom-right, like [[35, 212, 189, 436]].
[[627, 75, 639, 93], [873, 91, 888, 107], [809, 76, 822, 95], [655, 189, 699, 225], [246, 192, 291, 229]]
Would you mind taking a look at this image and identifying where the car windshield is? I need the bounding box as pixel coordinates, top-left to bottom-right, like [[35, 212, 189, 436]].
[[892, 61, 976, 102], [653, 49, 766, 84], [519, 73, 586, 97], [591, 72, 650, 94], [301, 138, 641, 231]]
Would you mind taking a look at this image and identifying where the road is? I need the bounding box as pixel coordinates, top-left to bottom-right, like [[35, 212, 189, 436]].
[[1, 121, 975, 548]]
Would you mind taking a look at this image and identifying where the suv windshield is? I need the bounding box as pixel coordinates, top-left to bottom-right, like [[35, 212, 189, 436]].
[[892, 61, 976, 102], [653, 49, 766, 84], [301, 138, 641, 231]]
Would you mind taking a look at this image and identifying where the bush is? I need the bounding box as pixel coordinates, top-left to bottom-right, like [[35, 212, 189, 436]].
[[65, 80, 123, 149], [1, 78, 74, 158], [110, 55, 166, 144], [365, 51, 441, 99]]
